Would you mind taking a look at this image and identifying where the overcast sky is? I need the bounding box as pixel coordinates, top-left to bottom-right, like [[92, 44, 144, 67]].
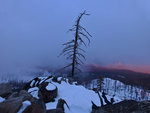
[[0, 0, 150, 75]]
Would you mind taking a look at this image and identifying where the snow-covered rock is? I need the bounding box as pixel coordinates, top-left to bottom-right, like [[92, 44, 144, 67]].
[[46, 81, 121, 113], [28, 87, 39, 99], [26, 76, 121, 113], [46, 83, 56, 91]]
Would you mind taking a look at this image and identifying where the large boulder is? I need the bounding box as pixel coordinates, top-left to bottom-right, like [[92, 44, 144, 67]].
[[0, 97, 23, 113], [0, 90, 35, 113], [24, 76, 53, 91], [22, 99, 46, 113], [8, 90, 33, 101], [0, 83, 12, 98], [25, 76, 58, 103], [24, 77, 42, 90], [38, 82, 57, 103]]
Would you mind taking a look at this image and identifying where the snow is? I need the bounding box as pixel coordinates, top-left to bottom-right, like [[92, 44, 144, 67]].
[[46, 83, 56, 91], [28, 87, 39, 99], [45, 81, 121, 113], [27, 76, 121, 113], [39, 77, 48, 84], [57, 77, 62, 81], [87, 78, 150, 101], [18, 100, 31, 113], [0, 96, 5, 103], [30, 80, 35, 87]]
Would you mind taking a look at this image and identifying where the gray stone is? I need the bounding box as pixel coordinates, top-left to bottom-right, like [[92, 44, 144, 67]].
[[0, 83, 12, 98], [22, 99, 46, 113], [0, 97, 22, 113], [38, 82, 57, 103]]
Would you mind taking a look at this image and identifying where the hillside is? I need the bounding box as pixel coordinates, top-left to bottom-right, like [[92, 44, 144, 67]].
[[82, 65, 150, 90]]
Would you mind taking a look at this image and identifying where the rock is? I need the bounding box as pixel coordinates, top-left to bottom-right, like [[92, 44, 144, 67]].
[[19, 90, 33, 101], [0, 83, 12, 98], [67, 77, 76, 84], [7, 92, 19, 99], [25, 76, 58, 103], [0, 97, 23, 113], [38, 82, 57, 103], [24, 77, 41, 90], [8, 90, 33, 101], [0, 88, 45, 113], [24, 76, 53, 91], [22, 99, 46, 113], [46, 108, 64, 113], [0, 89, 35, 113], [92, 100, 150, 113], [46, 98, 70, 113]]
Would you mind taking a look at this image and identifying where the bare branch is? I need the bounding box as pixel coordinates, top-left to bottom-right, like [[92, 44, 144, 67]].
[[59, 47, 74, 56], [62, 45, 74, 52], [62, 51, 74, 56], [77, 47, 86, 53], [78, 36, 87, 47], [79, 32, 90, 44], [75, 67, 82, 72], [63, 40, 74, 46], [76, 56, 84, 64], [76, 52, 86, 60], [79, 25, 92, 37], [66, 54, 74, 60], [63, 63, 72, 69], [75, 62, 82, 66]]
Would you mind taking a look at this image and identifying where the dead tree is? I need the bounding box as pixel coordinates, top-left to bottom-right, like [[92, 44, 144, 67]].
[[97, 91, 104, 106], [60, 11, 92, 77], [46, 98, 70, 113]]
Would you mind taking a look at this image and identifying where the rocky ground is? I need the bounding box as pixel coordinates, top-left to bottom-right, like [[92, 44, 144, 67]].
[[0, 75, 150, 113], [92, 100, 150, 113]]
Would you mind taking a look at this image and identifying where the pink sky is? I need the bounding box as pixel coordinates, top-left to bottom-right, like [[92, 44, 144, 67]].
[[90, 62, 150, 74], [107, 62, 150, 74]]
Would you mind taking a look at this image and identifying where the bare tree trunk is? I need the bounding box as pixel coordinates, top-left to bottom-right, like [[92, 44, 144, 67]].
[[60, 11, 91, 78], [71, 13, 86, 77], [71, 20, 79, 77]]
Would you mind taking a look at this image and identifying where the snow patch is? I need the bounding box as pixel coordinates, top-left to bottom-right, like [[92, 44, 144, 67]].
[[57, 77, 62, 81], [0, 96, 5, 103], [46, 81, 121, 113], [28, 87, 39, 99], [30, 80, 35, 87], [46, 83, 56, 91], [18, 100, 31, 113]]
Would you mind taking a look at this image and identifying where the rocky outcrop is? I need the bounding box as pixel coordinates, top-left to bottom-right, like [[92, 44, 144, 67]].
[[0, 97, 23, 113], [22, 99, 46, 113], [24, 76, 60, 103], [38, 82, 57, 103], [0, 90, 35, 113], [8, 90, 32, 101], [0, 83, 12, 98], [92, 100, 150, 113], [0, 76, 78, 113], [46, 98, 70, 113]]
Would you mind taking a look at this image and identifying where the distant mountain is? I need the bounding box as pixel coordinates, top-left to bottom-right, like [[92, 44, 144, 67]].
[[83, 65, 150, 90]]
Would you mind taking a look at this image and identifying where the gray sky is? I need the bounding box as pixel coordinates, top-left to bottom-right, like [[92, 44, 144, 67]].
[[0, 0, 150, 75]]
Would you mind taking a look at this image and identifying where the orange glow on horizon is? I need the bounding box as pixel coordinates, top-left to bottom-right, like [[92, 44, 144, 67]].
[[90, 63, 150, 74]]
